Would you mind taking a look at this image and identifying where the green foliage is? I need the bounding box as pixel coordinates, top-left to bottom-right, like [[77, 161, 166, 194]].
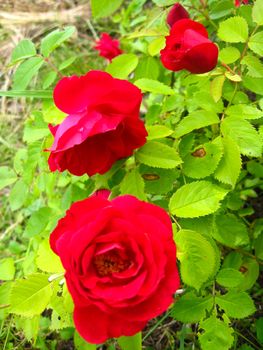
[[91, 0, 124, 18], [216, 291, 256, 319], [106, 54, 139, 79], [120, 168, 146, 200], [117, 332, 142, 350], [10, 39, 36, 64], [40, 26, 76, 57], [218, 16, 248, 43], [216, 268, 244, 288], [134, 78, 175, 95], [0, 166, 17, 190], [13, 57, 44, 90]]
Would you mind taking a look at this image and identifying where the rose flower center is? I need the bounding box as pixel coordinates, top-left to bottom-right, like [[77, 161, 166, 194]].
[[93, 251, 130, 277]]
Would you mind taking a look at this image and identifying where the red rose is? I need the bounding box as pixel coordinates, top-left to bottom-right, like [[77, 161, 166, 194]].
[[167, 3, 189, 28], [160, 19, 218, 74], [94, 33, 123, 61], [47, 71, 147, 176], [235, 0, 249, 6], [50, 194, 180, 344]]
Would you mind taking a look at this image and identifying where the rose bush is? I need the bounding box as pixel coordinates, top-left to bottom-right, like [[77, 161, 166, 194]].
[[161, 19, 218, 73], [94, 33, 123, 61], [50, 193, 180, 344], [47, 70, 147, 176]]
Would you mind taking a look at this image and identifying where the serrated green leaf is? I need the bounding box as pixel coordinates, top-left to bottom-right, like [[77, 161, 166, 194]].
[[212, 214, 249, 248], [13, 57, 44, 90], [23, 112, 49, 143], [183, 137, 223, 179], [0, 166, 17, 190], [24, 207, 53, 238], [0, 258, 15, 281], [36, 239, 64, 273], [252, 0, 263, 25], [106, 54, 138, 79], [40, 26, 75, 57], [219, 47, 241, 64], [226, 104, 263, 120], [172, 292, 213, 323], [174, 230, 217, 289], [242, 54, 263, 78], [169, 181, 228, 218], [134, 78, 175, 95], [214, 136, 241, 187], [243, 76, 263, 95], [0, 90, 52, 98], [136, 141, 182, 168], [117, 332, 142, 350], [210, 75, 225, 103], [216, 268, 244, 288], [11, 39, 36, 64], [248, 31, 263, 56], [16, 316, 40, 342], [199, 316, 234, 350], [10, 273, 52, 316], [221, 117, 262, 157], [148, 36, 165, 56], [147, 125, 173, 140], [9, 179, 28, 211], [91, 0, 123, 18], [120, 169, 146, 201], [173, 110, 219, 138], [134, 57, 159, 80], [237, 257, 259, 291], [218, 16, 248, 43], [216, 291, 256, 318]]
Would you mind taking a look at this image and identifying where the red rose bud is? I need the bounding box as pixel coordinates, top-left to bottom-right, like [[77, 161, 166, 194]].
[[160, 19, 218, 74], [47, 71, 147, 177], [235, 0, 249, 6], [94, 33, 123, 61], [167, 3, 189, 27], [50, 195, 180, 344]]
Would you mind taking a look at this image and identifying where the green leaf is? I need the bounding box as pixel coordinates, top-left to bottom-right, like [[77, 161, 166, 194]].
[[23, 207, 53, 238], [0, 258, 15, 281], [10, 273, 52, 316], [9, 179, 28, 211], [13, 57, 44, 90], [134, 78, 175, 95], [136, 141, 182, 169], [147, 125, 173, 140], [0, 166, 17, 190], [0, 90, 52, 98], [152, 0, 175, 5], [226, 104, 263, 120], [243, 76, 263, 95], [216, 291, 256, 318], [242, 54, 263, 78], [42, 71, 57, 89], [216, 268, 244, 288], [252, 0, 263, 25], [173, 110, 219, 138], [169, 181, 228, 218], [256, 317, 263, 345], [120, 169, 146, 201], [106, 54, 139, 79], [221, 117, 262, 157], [219, 47, 240, 64], [174, 230, 218, 289], [40, 26, 76, 57], [148, 37, 165, 56], [23, 112, 49, 143], [217, 16, 248, 43], [74, 331, 96, 349], [15, 316, 40, 342], [182, 137, 223, 179], [210, 75, 225, 103], [91, 0, 123, 18], [199, 316, 234, 350], [172, 292, 213, 323], [134, 57, 159, 80], [11, 39, 36, 64], [248, 31, 263, 56], [214, 136, 241, 187], [212, 214, 249, 248], [36, 239, 64, 273], [59, 56, 76, 71], [117, 332, 142, 350], [237, 257, 259, 291], [255, 233, 263, 260]]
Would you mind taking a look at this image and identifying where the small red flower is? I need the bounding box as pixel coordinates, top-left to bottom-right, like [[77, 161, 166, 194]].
[[50, 194, 180, 344], [94, 33, 123, 61], [235, 0, 249, 7], [167, 3, 189, 28], [160, 19, 218, 74], [47, 71, 147, 176]]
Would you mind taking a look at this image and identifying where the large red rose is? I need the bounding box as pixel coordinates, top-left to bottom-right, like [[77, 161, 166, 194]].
[[94, 33, 123, 61], [160, 19, 218, 74], [47, 71, 147, 176], [50, 194, 180, 344], [167, 3, 189, 28]]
